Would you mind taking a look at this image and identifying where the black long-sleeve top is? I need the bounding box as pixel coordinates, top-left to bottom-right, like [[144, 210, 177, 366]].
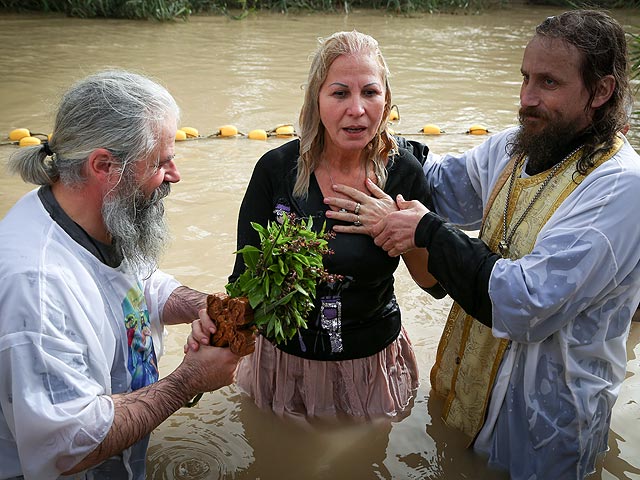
[[230, 139, 431, 360]]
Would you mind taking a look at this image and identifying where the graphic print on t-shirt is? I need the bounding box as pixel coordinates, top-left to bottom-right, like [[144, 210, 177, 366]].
[[122, 284, 159, 390]]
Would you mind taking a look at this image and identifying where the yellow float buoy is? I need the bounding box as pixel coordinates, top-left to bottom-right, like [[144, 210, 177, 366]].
[[180, 126, 199, 138], [275, 125, 295, 137], [175, 129, 187, 141], [421, 124, 442, 135], [19, 136, 42, 147], [467, 125, 489, 135], [389, 104, 400, 121], [218, 125, 239, 137], [9, 128, 31, 141], [248, 129, 268, 141]]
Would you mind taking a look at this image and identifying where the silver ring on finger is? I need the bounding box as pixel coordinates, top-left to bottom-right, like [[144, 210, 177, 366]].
[[353, 215, 362, 227], [354, 202, 361, 215]]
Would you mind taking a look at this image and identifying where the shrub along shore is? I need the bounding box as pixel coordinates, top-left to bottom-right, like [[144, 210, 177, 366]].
[[1, 0, 639, 19]]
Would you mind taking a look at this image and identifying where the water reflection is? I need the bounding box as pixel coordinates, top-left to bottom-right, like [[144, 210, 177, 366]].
[[147, 389, 253, 480], [0, 6, 638, 479]]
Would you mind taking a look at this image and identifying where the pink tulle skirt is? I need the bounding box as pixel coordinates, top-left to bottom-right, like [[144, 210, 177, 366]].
[[235, 327, 419, 419]]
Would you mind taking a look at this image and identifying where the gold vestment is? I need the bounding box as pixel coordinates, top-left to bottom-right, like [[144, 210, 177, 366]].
[[430, 137, 623, 440]]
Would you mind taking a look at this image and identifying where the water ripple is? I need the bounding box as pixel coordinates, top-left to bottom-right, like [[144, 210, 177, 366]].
[[147, 389, 253, 479]]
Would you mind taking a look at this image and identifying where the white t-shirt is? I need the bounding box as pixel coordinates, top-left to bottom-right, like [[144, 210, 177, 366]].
[[0, 190, 179, 479], [424, 129, 640, 479]]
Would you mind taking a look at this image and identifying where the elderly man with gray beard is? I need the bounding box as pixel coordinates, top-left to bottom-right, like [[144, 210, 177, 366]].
[[0, 70, 241, 479]]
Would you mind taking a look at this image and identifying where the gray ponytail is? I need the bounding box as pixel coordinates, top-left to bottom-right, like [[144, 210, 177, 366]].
[[8, 69, 180, 187], [8, 146, 60, 185]]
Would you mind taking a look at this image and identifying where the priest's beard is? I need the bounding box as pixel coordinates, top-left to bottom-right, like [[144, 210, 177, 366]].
[[510, 106, 584, 174], [102, 175, 171, 277]]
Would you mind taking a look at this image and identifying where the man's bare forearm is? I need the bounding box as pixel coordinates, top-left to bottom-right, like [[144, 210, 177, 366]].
[[163, 285, 208, 325], [62, 365, 197, 474]]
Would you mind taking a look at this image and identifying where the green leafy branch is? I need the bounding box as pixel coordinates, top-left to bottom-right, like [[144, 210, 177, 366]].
[[225, 214, 340, 345]]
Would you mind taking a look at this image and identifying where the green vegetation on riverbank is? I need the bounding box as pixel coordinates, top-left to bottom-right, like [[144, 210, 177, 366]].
[[1, 0, 639, 19], [0, 0, 482, 19], [633, 33, 640, 81]]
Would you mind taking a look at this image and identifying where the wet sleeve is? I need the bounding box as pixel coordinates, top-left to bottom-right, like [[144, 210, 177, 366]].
[[143, 270, 181, 358], [422, 282, 448, 299], [0, 274, 114, 479], [414, 212, 499, 326], [394, 136, 431, 166], [144, 270, 181, 325], [398, 150, 447, 300]]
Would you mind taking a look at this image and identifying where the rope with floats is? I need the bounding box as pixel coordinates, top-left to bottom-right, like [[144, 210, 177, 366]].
[[1, 128, 51, 147], [2, 105, 490, 147], [386, 105, 490, 136]]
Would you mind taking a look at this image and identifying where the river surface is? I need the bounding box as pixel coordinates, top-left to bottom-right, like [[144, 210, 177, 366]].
[[1, 6, 639, 479]]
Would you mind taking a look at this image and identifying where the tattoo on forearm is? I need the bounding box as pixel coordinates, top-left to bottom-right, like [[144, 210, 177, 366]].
[[163, 286, 208, 324], [67, 373, 194, 473]]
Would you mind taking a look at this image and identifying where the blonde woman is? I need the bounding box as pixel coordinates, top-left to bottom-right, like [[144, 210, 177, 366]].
[[196, 31, 439, 418]]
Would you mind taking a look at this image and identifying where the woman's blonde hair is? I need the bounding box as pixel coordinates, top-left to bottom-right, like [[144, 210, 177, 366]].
[[294, 30, 397, 199]]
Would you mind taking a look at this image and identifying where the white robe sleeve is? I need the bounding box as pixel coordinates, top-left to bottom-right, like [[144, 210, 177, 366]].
[[0, 273, 115, 479], [423, 128, 517, 230], [489, 143, 640, 342], [143, 269, 180, 359]]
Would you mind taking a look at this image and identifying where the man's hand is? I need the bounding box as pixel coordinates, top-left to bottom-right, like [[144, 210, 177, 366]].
[[325, 178, 397, 236], [178, 339, 240, 395], [184, 308, 216, 353], [63, 316, 240, 476], [372, 194, 429, 257]]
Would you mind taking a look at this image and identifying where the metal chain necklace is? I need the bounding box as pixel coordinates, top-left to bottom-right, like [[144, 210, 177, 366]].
[[498, 145, 582, 258]]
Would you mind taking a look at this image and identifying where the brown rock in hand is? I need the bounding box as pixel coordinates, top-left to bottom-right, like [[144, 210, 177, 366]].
[[206, 292, 256, 356]]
